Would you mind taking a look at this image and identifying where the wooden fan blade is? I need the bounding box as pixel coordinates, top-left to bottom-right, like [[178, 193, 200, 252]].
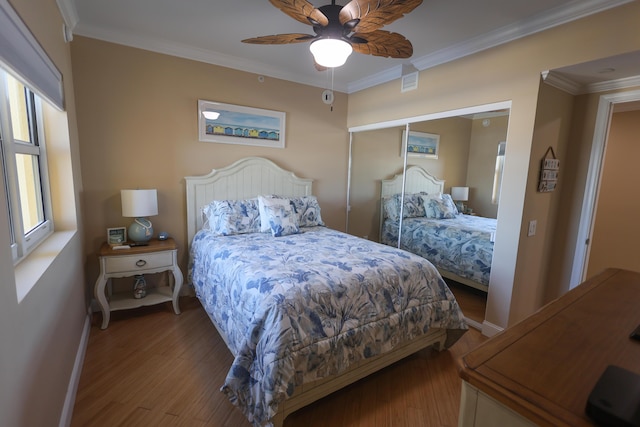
[[242, 33, 316, 45], [351, 30, 413, 58], [268, 0, 329, 27], [339, 0, 422, 33]]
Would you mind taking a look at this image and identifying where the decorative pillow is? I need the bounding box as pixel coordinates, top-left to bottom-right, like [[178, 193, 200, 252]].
[[383, 193, 426, 221], [441, 193, 460, 215], [203, 199, 261, 236], [424, 196, 457, 219], [258, 196, 300, 237], [258, 195, 277, 232], [289, 195, 325, 227], [383, 196, 401, 221]]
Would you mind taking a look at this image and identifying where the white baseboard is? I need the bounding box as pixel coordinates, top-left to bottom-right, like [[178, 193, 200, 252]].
[[464, 317, 484, 331], [58, 312, 91, 427], [481, 320, 504, 337]]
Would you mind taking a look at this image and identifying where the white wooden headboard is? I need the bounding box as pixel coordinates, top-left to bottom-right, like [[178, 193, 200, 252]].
[[185, 157, 313, 245], [381, 165, 445, 199]]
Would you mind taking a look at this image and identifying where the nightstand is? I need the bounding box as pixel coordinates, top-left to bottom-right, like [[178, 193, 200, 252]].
[[94, 238, 183, 329]]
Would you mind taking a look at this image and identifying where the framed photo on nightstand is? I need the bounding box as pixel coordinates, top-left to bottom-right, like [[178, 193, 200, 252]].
[[107, 227, 127, 246]]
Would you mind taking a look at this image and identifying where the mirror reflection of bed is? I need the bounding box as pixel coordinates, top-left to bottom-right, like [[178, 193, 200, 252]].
[[347, 107, 509, 329]]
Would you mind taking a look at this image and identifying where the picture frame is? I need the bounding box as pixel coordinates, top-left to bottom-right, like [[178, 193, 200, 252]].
[[107, 227, 127, 246], [198, 99, 286, 148], [401, 130, 440, 159]]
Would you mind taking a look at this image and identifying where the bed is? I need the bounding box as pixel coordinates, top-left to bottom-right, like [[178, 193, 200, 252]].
[[379, 166, 496, 292], [185, 157, 467, 427]]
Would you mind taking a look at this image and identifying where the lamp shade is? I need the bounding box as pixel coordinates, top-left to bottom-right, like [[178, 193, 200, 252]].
[[310, 38, 353, 68], [451, 186, 469, 201], [121, 189, 158, 217]]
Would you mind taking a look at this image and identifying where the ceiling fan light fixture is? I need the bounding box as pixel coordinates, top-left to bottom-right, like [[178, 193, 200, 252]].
[[310, 38, 353, 68]]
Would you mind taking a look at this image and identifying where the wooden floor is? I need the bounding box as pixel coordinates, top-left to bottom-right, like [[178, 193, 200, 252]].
[[72, 297, 487, 427], [446, 281, 488, 325]]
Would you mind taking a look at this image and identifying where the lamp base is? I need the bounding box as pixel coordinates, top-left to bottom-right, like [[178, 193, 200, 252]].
[[128, 217, 153, 243]]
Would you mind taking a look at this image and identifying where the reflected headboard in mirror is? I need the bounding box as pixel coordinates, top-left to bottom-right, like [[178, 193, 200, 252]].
[[381, 166, 445, 197], [380, 166, 445, 237]]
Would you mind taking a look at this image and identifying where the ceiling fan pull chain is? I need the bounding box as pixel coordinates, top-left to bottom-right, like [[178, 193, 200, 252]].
[[331, 68, 334, 111]]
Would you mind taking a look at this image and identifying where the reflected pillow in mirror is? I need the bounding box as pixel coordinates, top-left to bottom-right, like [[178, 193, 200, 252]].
[[384, 193, 426, 221], [424, 196, 457, 219]]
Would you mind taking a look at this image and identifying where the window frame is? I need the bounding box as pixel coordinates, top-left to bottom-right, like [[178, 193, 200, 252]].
[[0, 69, 53, 263]]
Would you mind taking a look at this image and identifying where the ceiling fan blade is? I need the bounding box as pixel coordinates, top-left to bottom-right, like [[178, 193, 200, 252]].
[[339, 0, 422, 33], [268, 0, 329, 27], [242, 33, 316, 45], [351, 30, 413, 58]]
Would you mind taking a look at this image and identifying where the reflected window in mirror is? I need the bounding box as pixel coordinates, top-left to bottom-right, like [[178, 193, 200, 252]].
[[492, 141, 506, 205]]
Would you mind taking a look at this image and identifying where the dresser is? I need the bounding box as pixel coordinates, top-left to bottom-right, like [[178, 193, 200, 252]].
[[458, 268, 640, 426]]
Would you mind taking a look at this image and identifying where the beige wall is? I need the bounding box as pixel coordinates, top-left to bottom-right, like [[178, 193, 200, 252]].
[[466, 115, 509, 218], [0, 0, 86, 425], [347, 1, 640, 328], [587, 109, 640, 277], [70, 37, 350, 285], [521, 82, 575, 311]]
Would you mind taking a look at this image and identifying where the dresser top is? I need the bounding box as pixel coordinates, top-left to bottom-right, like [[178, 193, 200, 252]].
[[458, 268, 640, 426]]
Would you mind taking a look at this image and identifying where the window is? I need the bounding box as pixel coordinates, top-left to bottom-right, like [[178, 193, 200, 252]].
[[492, 141, 506, 205], [1, 69, 52, 262]]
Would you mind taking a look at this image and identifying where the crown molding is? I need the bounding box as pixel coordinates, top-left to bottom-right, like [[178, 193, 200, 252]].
[[542, 70, 640, 95], [56, 0, 78, 30], [541, 71, 584, 95], [586, 75, 640, 94]]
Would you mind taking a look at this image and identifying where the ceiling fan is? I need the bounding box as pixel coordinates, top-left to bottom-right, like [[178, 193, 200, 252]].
[[242, 0, 423, 68]]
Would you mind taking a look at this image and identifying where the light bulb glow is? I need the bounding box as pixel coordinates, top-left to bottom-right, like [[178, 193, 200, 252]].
[[202, 111, 220, 120], [310, 39, 353, 68]]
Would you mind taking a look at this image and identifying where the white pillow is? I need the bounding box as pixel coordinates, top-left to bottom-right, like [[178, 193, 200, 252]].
[[258, 196, 300, 237]]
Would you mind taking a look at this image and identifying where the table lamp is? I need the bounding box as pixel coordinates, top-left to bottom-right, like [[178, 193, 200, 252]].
[[451, 186, 469, 214], [121, 189, 158, 244]]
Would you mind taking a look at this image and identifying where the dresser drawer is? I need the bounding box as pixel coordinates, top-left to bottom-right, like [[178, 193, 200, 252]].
[[104, 251, 173, 273]]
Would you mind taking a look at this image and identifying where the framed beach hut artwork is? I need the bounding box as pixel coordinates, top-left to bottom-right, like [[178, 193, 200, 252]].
[[401, 130, 440, 159], [198, 99, 286, 148]]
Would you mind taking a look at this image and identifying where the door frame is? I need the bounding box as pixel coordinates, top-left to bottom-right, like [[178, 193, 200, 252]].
[[570, 89, 640, 287]]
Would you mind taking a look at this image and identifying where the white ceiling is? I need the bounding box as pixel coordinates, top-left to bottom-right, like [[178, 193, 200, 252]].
[[63, 0, 637, 93]]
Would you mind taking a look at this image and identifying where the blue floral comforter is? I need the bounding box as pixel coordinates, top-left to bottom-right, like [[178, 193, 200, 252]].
[[189, 226, 467, 426], [381, 215, 496, 286]]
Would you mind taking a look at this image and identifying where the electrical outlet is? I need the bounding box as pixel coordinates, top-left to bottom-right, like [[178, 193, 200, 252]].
[[528, 220, 537, 237]]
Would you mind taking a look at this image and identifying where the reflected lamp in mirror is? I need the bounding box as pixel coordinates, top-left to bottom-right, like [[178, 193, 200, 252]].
[[451, 186, 469, 214], [121, 189, 158, 244]]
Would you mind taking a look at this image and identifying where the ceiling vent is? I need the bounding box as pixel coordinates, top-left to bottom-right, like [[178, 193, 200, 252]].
[[401, 68, 419, 93]]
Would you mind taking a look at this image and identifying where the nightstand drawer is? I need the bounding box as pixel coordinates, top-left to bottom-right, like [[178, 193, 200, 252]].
[[104, 251, 173, 273]]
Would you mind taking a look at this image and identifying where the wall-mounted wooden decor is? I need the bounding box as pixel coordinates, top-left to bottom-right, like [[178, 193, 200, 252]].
[[538, 146, 559, 192]]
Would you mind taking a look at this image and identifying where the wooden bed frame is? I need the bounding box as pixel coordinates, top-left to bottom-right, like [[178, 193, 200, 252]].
[[185, 157, 450, 427], [380, 166, 489, 293]]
